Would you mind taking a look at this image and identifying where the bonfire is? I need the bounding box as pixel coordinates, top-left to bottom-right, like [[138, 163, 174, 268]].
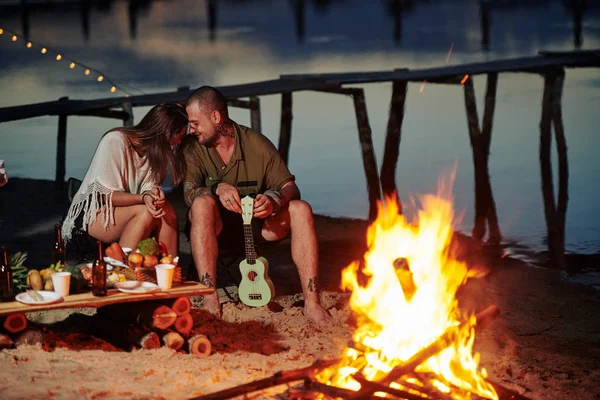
[[315, 182, 498, 399]]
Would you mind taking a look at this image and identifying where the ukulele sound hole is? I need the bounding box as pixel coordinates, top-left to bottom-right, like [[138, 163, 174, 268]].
[[247, 271, 258, 281]]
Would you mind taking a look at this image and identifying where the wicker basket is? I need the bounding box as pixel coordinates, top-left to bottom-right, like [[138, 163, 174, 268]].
[[135, 266, 183, 284]]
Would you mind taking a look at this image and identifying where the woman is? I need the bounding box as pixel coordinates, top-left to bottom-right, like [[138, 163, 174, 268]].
[[62, 102, 188, 256]]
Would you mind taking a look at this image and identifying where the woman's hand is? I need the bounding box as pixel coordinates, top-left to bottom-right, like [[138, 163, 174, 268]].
[[216, 183, 241, 214], [152, 187, 166, 208], [142, 188, 165, 219]]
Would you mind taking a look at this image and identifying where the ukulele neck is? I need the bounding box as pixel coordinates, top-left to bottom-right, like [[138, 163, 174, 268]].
[[244, 223, 256, 264]]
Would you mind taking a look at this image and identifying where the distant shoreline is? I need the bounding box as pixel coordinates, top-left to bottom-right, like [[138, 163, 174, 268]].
[[1, 177, 598, 275]]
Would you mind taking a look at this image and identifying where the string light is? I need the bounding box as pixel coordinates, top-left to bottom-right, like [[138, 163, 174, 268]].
[[0, 26, 133, 96]]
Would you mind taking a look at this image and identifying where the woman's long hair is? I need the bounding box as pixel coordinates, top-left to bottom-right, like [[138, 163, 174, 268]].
[[109, 102, 187, 187]]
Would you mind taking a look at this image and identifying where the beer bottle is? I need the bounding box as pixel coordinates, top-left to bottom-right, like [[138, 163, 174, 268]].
[[92, 241, 107, 297], [0, 246, 14, 302], [52, 223, 65, 265]]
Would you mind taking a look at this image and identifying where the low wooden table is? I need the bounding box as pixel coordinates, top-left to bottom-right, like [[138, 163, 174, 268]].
[[0, 281, 214, 317]]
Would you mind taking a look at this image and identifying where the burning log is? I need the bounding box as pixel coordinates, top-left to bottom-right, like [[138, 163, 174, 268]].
[[188, 359, 339, 400], [161, 330, 185, 351], [351, 373, 431, 400], [302, 380, 359, 399], [3, 312, 27, 334], [174, 313, 194, 336], [14, 327, 43, 347], [187, 334, 211, 357], [0, 333, 14, 349], [346, 305, 500, 400]]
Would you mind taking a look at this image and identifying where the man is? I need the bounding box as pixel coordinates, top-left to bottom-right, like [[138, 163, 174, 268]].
[[183, 86, 331, 325]]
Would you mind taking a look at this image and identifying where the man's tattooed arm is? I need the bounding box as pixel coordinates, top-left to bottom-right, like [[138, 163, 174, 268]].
[[184, 181, 212, 207]]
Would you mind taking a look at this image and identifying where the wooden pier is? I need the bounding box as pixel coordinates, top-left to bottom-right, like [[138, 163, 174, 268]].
[[1, 49, 599, 271]]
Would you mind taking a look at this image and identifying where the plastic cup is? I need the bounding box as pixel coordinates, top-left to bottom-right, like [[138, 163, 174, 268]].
[[52, 272, 72, 297], [155, 264, 175, 289]]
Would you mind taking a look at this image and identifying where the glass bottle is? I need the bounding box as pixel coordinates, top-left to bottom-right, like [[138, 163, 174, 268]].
[[52, 223, 65, 265], [92, 241, 107, 297], [0, 246, 14, 302]]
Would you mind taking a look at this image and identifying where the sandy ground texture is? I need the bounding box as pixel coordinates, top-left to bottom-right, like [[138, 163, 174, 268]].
[[0, 178, 599, 399]]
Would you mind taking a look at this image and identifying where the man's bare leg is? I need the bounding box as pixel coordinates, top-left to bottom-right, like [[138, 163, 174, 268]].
[[189, 196, 222, 317], [263, 200, 332, 324]]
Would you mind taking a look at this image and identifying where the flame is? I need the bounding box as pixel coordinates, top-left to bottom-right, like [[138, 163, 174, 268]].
[[317, 177, 498, 399]]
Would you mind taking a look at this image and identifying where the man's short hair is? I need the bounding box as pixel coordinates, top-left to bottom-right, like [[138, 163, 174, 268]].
[[186, 86, 228, 118]]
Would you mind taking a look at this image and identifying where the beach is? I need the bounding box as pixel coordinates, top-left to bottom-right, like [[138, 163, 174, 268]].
[[0, 178, 599, 399]]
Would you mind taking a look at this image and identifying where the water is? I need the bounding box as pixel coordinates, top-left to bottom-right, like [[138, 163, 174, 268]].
[[1, 0, 600, 255]]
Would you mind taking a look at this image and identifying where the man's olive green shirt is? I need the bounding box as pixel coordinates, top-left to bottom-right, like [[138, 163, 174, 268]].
[[183, 123, 294, 198]]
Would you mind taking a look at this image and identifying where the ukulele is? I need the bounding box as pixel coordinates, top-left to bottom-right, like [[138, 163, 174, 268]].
[[238, 195, 275, 307]]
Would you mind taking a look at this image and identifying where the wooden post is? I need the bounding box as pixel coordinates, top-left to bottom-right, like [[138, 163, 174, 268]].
[[540, 69, 568, 271], [351, 89, 382, 221], [463, 74, 502, 244], [380, 81, 407, 210], [249, 96, 262, 133], [55, 96, 69, 190], [278, 92, 293, 165], [122, 100, 134, 127]]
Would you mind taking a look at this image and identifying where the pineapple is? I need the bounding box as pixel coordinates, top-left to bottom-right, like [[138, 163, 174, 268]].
[[9, 252, 28, 293]]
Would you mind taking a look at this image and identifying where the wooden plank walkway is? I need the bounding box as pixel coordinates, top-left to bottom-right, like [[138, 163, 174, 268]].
[[0, 78, 337, 123], [0, 281, 213, 316], [281, 51, 600, 84]]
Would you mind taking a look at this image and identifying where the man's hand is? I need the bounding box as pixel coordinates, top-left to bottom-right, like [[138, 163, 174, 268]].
[[216, 183, 242, 214], [142, 189, 165, 219], [253, 193, 278, 219]]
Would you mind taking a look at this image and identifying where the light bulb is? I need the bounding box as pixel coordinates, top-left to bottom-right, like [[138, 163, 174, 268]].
[[97, 76, 104, 82], [56, 54, 62, 61], [11, 35, 17, 42], [125, 94, 130, 98], [110, 86, 116, 93], [70, 62, 75, 69], [85, 69, 90, 75], [0, 28, 4, 35], [41, 48, 47, 54], [26, 42, 32, 48]]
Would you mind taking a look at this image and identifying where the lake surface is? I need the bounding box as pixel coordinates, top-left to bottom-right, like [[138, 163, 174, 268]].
[[1, 0, 599, 254]]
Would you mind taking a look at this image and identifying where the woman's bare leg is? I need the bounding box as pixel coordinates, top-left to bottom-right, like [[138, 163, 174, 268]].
[[155, 200, 179, 256], [87, 205, 155, 249]]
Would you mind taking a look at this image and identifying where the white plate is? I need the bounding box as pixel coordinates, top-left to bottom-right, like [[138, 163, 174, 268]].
[[82, 262, 113, 271], [15, 291, 63, 305], [115, 281, 159, 294], [103, 257, 128, 269]]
